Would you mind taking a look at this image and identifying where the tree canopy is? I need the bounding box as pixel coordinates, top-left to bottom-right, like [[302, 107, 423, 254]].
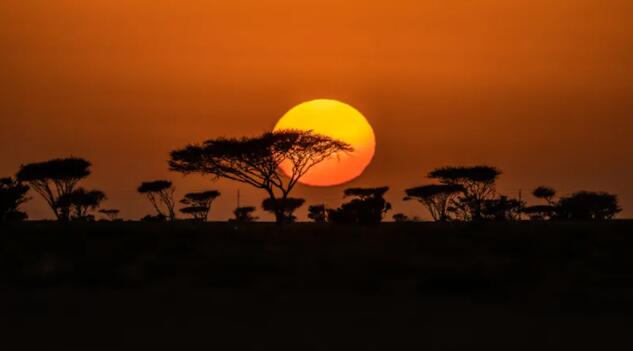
[[16, 157, 91, 220], [0, 177, 30, 222], [328, 187, 391, 224], [533, 186, 557, 205], [179, 190, 221, 221], [169, 129, 352, 223], [137, 180, 176, 221], [307, 204, 327, 223], [56, 188, 106, 220], [404, 184, 464, 221], [557, 191, 621, 220], [481, 195, 524, 222], [230, 206, 258, 223], [428, 166, 501, 221], [262, 197, 305, 223]]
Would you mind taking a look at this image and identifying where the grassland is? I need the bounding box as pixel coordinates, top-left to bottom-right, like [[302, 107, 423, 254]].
[[1, 221, 633, 350]]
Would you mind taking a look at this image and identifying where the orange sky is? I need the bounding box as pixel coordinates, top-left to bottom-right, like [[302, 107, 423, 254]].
[[1, 0, 632, 220]]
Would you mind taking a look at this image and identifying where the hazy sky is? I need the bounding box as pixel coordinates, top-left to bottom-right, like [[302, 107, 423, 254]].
[[1, 0, 632, 220]]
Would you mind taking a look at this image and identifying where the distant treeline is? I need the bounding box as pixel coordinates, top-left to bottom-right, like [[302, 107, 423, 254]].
[[0, 130, 622, 224]]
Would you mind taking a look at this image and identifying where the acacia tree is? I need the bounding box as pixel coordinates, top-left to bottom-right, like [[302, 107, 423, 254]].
[[179, 190, 221, 221], [523, 186, 558, 220], [16, 157, 91, 220], [56, 188, 106, 220], [169, 130, 352, 224], [428, 166, 501, 221], [0, 177, 30, 222], [137, 180, 176, 221], [404, 184, 464, 222], [262, 197, 305, 223], [533, 186, 557, 205]]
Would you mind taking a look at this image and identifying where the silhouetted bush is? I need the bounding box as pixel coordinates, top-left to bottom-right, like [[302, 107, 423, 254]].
[[392, 213, 411, 222], [307, 204, 327, 223], [141, 214, 167, 222], [327, 187, 391, 224], [0, 177, 30, 222], [522, 205, 556, 220], [230, 206, 258, 223], [482, 196, 524, 221], [55, 188, 106, 221], [556, 191, 621, 220], [261, 197, 305, 223]]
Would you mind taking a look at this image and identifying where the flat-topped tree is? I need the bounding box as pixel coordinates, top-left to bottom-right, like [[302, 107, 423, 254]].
[[179, 190, 221, 221], [16, 157, 91, 220], [138, 180, 176, 221], [262, 197, 305, 223], [533, 186, 557, 205], [56, 188, 106, 220], [523, 186, 558, 220], [404, 184, 464, 222], [169, 129, 352, 224], [428, 166, 501, 221]]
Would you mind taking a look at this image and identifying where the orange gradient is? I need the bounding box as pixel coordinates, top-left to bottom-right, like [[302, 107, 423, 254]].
[[273, 99, 376, 187]]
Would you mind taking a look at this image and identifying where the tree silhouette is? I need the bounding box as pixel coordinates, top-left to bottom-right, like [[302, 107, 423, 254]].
[[404, 184, 464, 222], [482, 195, 524, 222], [230, 206, 258, 223], [137, 180, 176, 221], [169, 130, 352, 224], [533, 186, 557, 205], [16, 157, 91, 221], [523, 186, 558, 220], [56, 188, 106, 220], [0, 177, 30, 222], [307, 204, 328, 223], [328, 187, 391, 224], [557, 191, 621, 220], [428, 166, 501, 221], [98, 209, 120, 221], [262, 197, 305, 223], [179, 190, 221, 221]]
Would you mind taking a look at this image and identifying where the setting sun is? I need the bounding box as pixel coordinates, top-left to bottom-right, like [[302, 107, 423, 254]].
[[273, 99, 376, 187]]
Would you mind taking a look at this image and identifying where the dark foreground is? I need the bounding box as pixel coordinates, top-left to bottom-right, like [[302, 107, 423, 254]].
[[2, 221, 633, 350]]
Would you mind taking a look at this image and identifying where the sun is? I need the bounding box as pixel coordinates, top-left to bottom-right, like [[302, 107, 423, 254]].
[[273, 99, 376, 187]]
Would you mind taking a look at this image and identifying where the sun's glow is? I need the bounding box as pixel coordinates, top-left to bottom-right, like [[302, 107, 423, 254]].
[[273, 99, 376, 187]]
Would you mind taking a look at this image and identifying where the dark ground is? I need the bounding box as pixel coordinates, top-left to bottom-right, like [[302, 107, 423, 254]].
[[1, 221, 633, 350]]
